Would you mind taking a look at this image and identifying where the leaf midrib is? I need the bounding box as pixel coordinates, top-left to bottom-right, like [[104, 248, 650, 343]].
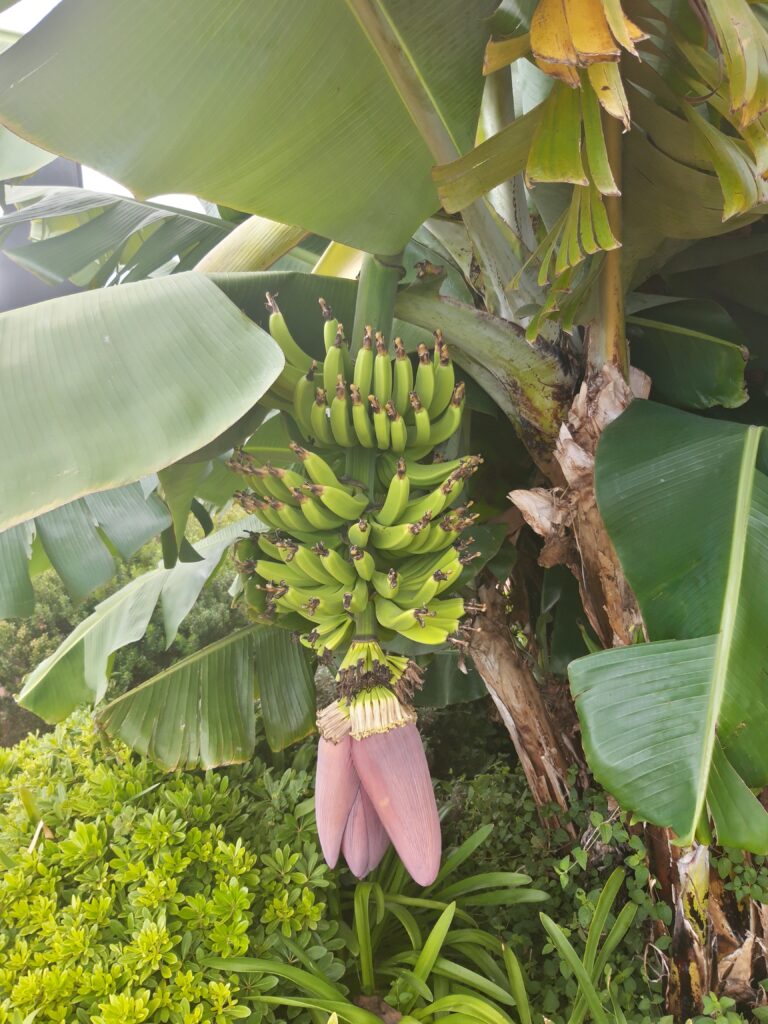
[[627, 314, 747, 351], [344, 0, 461, 165], [693, 425, 762, 839]]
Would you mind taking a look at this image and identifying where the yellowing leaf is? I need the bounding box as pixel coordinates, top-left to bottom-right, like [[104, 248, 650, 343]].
[[531, 0, 580, 83], [564, 0, 620, 64], [581, 72, 620, 195], [602, 0, 647, 55], [483, 33, 531, 74], [683, 104, 761, 219], [587, 61, 630, 128], [530, 0, 646, 83], [702, 0, 768, 126]]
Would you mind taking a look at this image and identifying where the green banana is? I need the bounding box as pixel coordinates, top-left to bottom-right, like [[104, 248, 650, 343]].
[[253, 559, 315, 589], [347, 518, 370, 548], [310, 389, 334, 445], [293, 491, 347, 530], [396, 621, 454, 645], [319, 297, 338, 352], [395, 559, 460, 606], [256, 533, 284, 561], [373, 333, 392, 405], [401, 472, 464, 524], [429, 382, 465, 446], [370, 517, 430, 552], [323, 336, 345, 397], [330, 377, 355, 448], [376, 457, 410, 526], [415, 343, 435, 409], [239, 300, 479, 664], [235, 468, 276, 504], [351, 384, 376, 448], [314, 543, 356, 586], [268, 499, 314, 535], [386, 401, 407, 453], [352, 327, 374, 400], [302, 615, 354, 652], [396, 544, 463, 587], [292, 361, 318, 438], [289, 443, 352, 492], [255, 467, 298, 505], [393, 337, 414, 416], [430, 337, 455, 418], [239, 497, 283, 531], [378, 453, 470, 489], [373, 597, 432, 633], [265, 292, 312, 369], [407, 392, 432, 449], [369, 395, 390, 450], [268, 464, 306, 491], [290, 543, 337, 585], [304, 482, 368, 520], [350, 545, 375, 580], [372, 568, 400, 598], [344, 577, 369, 614], [244, 578, 269, 615]]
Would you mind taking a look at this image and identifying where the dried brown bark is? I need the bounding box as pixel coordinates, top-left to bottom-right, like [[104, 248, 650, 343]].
[[468, 579, 580, 826], [509, 363, 648, 647]]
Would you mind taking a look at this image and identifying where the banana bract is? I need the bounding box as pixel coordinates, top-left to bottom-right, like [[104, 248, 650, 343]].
[[233, 298, 486, 884]]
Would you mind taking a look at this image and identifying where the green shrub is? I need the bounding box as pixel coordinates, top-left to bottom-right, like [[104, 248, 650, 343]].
[[438, 763, 669, 1024], [0, 714, 341, 1024]]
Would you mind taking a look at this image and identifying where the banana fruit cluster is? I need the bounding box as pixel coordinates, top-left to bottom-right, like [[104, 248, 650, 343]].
[[232, 295, 482, 654], [267, 292, 466, 454]]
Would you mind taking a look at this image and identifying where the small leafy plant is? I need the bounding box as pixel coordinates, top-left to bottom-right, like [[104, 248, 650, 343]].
[[211, 851, 637, 1024], [0, 713, 340, 1024]]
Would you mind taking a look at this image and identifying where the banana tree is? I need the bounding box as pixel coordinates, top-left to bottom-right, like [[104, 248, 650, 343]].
[[2, 0, 768, 1015]]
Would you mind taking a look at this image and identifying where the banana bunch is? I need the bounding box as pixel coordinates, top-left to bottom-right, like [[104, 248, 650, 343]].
[[233, 445, 482, 650], [262, 291, 465, 453], [233, 295, 483, 657]]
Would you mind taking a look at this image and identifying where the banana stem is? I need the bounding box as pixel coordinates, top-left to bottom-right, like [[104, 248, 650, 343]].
[[354, 604, 378, 641], [194, 215, 307, 272], [590, 111, 628, 379], [351, 252, 403, 355]]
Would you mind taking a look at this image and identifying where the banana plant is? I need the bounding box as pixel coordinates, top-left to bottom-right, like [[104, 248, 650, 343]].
[[2, 0, 768, 1009]]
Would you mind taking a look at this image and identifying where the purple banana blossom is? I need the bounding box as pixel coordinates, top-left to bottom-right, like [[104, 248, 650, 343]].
[[351, 722, 441, 886], [341, 787, 390, 878], [315, 694, 441, 886], [315, 735, 359, 869]]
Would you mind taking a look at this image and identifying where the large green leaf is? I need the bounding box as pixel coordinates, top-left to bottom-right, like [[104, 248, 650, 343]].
[[0, 0, 495, 253], [0, 481, 170, 617], [0, 185, 234, 285], [627, 299, 749, 410], [96, 627, 261, 770], [0, 273, 284, 531], [17, 515, 262, 723], [254, 629, 316, 752], [413, 651, 487, 708], [569, 402, 768, 851]]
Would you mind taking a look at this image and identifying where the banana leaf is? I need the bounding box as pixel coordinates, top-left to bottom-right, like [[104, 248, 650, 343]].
[[0, 185, 234, 285], [570, 401, 768, 851], [0, 273, 284, 532], [0, 0, 496, 253], [627, 299, 749, 410], [17, 515, 262, 723]]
